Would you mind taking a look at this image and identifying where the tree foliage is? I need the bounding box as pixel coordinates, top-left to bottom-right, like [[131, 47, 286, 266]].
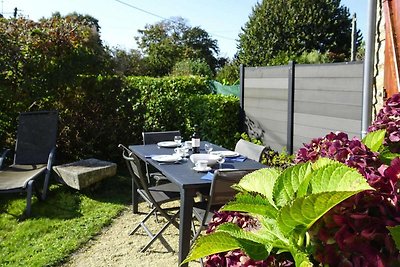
[[171, 58, 213, 78], [110, 48, 147, 76], [0, 14, 111, 146], [135, 17, 224, 76], [237, 0, 361, 66]]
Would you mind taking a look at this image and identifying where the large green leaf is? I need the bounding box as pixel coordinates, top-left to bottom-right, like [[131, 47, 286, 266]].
[[222, 193, 278, 218], [362, 129, 386, 152], [297, 158, 337, 197], [256, 217, 290, 250], [277, 191, 367, 236], [388, 225, 400, 251], [289, 246, 313, 267], [233, 168, 281, 206], [311, 157, 336, 170], [379, 147, 400, 165], [273, 162, 312, 208], [310, 162, 373, 194], [217, 223, 271, 260], [182, 232, 240, 264]]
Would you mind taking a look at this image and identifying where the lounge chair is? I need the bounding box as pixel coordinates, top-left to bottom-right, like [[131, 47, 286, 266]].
[[0, 110, 58, 217]]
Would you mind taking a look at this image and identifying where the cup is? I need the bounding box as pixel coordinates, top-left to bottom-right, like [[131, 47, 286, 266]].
[[184, 141, 192, 149], [174, 147, 188, 157], [195, 160, 208, 170]]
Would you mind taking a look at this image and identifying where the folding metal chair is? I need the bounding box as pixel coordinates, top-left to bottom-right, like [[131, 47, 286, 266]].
[[191, 169, 255, 247], [142, 130, 181, 185], [234, 139, 267, 162], [0, 110, 58, 217], [119, 144, 180, 252]]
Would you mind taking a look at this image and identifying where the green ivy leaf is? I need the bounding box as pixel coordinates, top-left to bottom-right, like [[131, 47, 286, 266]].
[[222, 193, 278, 218], [388, 225, 400, 251], [273, 162, 312, 208], [181, 232, 240, 264], [362, 129, 386, 152]]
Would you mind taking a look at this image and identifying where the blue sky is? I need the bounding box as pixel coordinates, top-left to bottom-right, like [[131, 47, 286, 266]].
[[2, 0, 368, 58]]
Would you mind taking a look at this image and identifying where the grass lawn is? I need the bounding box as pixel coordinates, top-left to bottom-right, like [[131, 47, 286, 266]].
[[0, 173, 131, 267]]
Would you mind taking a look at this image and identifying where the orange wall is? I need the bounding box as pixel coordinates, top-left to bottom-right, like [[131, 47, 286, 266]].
[[384, 0, 400, 96]]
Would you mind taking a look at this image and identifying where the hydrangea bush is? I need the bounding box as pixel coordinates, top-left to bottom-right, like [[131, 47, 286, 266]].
[[203, 211, 294, 267], [368, 93, 400, 153], [186, 93, 400, 266], [296, 131, 400, 266]]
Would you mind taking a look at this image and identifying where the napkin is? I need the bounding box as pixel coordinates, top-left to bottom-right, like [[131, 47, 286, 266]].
[[225, 155, 247, 162], [201, 171, 214, 181]]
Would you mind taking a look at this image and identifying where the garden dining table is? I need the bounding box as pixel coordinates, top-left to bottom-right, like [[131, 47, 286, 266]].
[[129, 141, 266, 266]]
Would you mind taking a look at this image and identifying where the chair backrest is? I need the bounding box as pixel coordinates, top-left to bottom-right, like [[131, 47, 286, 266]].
[[142, 130, 181, 145], [14, 110, 58, 165], [208, 169, 254, 207], [118, 144, 147, 190], [118, 144, 174, 220], [234, 139, 266, 162]]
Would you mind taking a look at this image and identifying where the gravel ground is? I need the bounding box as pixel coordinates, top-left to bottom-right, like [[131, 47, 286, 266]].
[[61, 202, 201, 267]]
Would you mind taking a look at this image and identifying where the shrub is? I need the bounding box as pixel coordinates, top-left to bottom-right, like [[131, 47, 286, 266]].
[[215, 61, 240, 85], [184, 94, 400, 267], [124, 76, 240, 149], [296, 131, 399, 266], [237, 132, 294, 169], [369, 93, 400, 154]]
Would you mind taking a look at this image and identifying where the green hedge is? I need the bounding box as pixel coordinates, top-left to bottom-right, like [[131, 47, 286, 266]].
[[1, 75, 240, 163], [123, 76, 240, 149]]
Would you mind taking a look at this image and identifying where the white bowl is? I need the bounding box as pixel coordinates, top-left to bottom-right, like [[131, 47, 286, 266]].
[[190, 154, 220, 166]]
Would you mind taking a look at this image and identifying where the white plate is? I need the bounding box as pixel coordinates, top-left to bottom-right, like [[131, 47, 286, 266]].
[[157, 141, 179, 148], [210, 151, 240, 158], [193, 166, 212, 172], [151, 155, 182, 163]]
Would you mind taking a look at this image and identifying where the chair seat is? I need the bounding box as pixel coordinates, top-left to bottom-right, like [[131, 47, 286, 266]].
[[0, 164, 47, 190], [193, 202, 217, 227], [150, 172, 170, 184], [138, 182, 180, 205]]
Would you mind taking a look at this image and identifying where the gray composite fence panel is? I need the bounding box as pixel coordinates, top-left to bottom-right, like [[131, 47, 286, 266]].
[[243, 66, 289, 152], [293, 62, 364, 152], [243, 62, 364, 154]]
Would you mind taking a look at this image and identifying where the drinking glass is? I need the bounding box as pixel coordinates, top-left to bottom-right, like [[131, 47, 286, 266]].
[[174, 135, 182, 146], [217, 155, 225, 169], [204, 143, 213, 154]]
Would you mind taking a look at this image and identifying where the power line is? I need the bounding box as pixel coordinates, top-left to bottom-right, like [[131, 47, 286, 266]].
[[114, 0, 235, 41], [115, 0, 169, 22]]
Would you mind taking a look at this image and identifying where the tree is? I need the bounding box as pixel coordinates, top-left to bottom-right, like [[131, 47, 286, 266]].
[[0, 14, 112, 147], [110, 48, 147, 76], [237, 0, 362, 66], [135, 17, 223, 76], [171, 58, 213, 78]]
